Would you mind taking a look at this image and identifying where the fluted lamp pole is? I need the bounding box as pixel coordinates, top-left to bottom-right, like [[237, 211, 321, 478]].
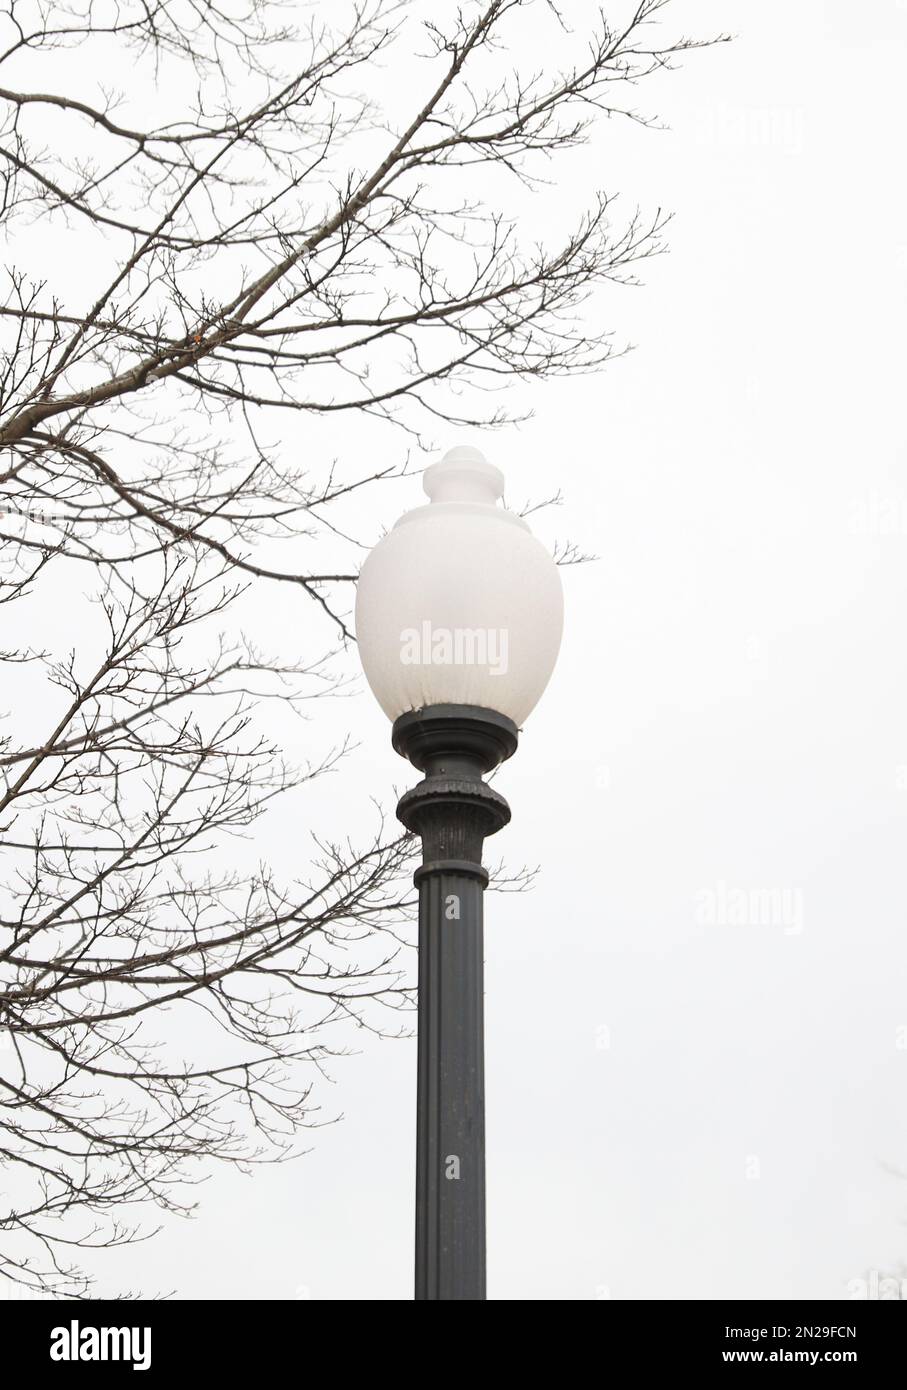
[[355, 445, 563, 1301]]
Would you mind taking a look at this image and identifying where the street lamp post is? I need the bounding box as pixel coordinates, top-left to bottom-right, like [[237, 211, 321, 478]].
[[356, 446, 563, 1301], [393, 703, 515, 1300]]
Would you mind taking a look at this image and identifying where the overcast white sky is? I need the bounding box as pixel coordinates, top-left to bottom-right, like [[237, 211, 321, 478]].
[[5, 0, 907, 1301]]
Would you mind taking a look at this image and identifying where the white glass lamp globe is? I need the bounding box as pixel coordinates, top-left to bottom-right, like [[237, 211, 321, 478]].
[[355, 445, 563, 727]]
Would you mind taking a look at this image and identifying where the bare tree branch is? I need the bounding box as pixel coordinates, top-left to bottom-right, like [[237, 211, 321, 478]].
[[0, 0, 725, 1295]]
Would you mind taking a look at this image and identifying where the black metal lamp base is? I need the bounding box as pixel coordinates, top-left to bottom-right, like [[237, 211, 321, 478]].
[[393, 703, 518, 776], [392, 705, 518, 1302]]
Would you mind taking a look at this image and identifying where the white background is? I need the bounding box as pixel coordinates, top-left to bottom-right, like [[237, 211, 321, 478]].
[[5, 0, 907, 1300]]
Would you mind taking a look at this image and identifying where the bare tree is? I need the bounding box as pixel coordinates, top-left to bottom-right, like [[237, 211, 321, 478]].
[[0, 0, 724, 1295]]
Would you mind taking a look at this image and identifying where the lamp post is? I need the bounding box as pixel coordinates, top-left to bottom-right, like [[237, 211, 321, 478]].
[[355, 445, 563, 1301]]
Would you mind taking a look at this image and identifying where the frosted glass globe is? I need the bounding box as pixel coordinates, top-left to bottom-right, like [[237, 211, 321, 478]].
[[355, 446, 563, 725]]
